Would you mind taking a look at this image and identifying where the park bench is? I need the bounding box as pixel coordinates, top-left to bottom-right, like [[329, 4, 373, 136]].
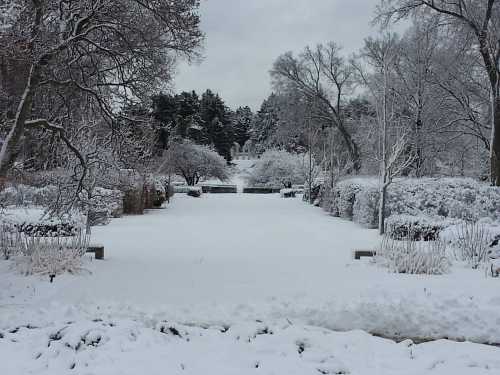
[[200, 184, 237, 193], [243, 187, 281, 194], [353, 250, 377, 260], [86, 244, 105, 260]]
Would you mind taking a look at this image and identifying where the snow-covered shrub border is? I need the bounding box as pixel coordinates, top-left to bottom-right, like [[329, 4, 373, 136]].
[[14, 228, 90, 276], [0, 184, 58, 207], [385, 214, 459, 241], [0, 209, 89, 275], [378, 235, 450, 275], [322, 177, 500, 229]]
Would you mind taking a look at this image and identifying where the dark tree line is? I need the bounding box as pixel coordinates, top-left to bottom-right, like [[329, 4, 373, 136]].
[[151, 89, 253, 161]]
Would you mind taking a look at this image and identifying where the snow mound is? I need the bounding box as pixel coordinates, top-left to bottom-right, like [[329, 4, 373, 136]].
[[1, 312, 499, 375]]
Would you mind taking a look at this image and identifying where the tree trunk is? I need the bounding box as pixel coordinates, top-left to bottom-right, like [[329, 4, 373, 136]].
[[491, 95, 500, 186], [335, 122, 361, 172], [378, 182, 387, 235], [0, 64, 38, 178]]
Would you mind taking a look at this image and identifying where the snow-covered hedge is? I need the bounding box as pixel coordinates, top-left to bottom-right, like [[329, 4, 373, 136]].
[[323, 177, 500, 229], [352, 184, 379, 228], [0, 184, 58, 207], [84, 187, 124, 225], [385, 214, 459, 241]]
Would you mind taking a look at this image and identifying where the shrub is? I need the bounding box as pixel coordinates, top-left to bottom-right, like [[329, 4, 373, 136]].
[[15, 227, 90, 276], [246, 149, 313, 188], [379, 234, 450, 275], [0, 184, 58, 207], [280, 189, 296, 198], [331, 178, 378, 220], [353, 185, 379, 229], [187, 187, 202, 198], [0, 210, 89, 275], [84, 187, 124, 225], [385, 214, 457, 241], [452, 221, 491, 268], [0, 224, 21, 260]]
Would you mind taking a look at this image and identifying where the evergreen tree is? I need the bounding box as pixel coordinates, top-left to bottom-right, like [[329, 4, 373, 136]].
[[199, 90, 235, 161], [232, 106, 253, 146], [250, 93, 281, 154]]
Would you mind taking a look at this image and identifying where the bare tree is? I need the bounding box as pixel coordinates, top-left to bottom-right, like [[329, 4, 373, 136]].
[[377, 0, 500, 185], [271, 43, 361, 171], [0, 0, 203, 184], [358, 34, 415, 234]]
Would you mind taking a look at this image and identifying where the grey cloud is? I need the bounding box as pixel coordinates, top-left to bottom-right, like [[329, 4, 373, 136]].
[[175, 0, 381, 110]]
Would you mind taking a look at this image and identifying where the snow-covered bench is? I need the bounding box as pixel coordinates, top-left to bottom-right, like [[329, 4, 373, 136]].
[[86, 244, 104, 260], [353, 250, 376, 260]]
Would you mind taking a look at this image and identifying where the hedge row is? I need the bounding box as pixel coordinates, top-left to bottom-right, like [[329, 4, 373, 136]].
[[321, 177, 500, 233]]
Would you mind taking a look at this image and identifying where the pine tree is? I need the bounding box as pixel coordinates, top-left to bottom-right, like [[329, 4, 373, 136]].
[[232, 106, 253, 146], [199, 90, 235, 161], [250, 94, 280, 154]]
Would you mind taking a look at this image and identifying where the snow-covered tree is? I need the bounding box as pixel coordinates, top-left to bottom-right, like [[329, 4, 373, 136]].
[[232, 106, 253, 147], [161, 140, 229, 186], [271, 43, 361, 171], [247, 149, 316, 188], [358, 34, 415, 234], [377, 0, 500, 184], [0, 0, 203, 182]]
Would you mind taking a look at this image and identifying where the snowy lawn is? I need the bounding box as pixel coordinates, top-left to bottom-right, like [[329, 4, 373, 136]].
[[1, 193, 500, 373]]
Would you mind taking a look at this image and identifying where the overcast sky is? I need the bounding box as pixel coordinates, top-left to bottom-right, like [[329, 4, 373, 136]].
[[174, 0, 382, 111]]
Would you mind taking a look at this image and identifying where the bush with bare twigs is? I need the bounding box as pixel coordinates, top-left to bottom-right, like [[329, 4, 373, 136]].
[[453, 221, 491, 269], [379, 233, 450, 275]]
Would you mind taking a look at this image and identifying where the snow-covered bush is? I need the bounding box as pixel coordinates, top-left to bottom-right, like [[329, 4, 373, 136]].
[[83, 187, 124, 225], [247, 150, 311, 188], [0, 184, 58, 207], [387, 178, 500, 220], [319, 184, 338, 215], [335, 179, 372, 219], [449, 222, 491, 268], [15, 228, 90, 276], [379, 235, 450, 275], [0, 224, 21, 259], [352, 184, 379, 228], [0, 209, 89, 275], [385, 214, 458, 241], [280, 188, 296, 198], [187, 187, 202, 198]]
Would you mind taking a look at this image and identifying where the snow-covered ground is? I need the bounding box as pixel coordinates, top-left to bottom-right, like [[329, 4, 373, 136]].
[[1, 171, 500, 373], [3, 316, 500, 375]]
